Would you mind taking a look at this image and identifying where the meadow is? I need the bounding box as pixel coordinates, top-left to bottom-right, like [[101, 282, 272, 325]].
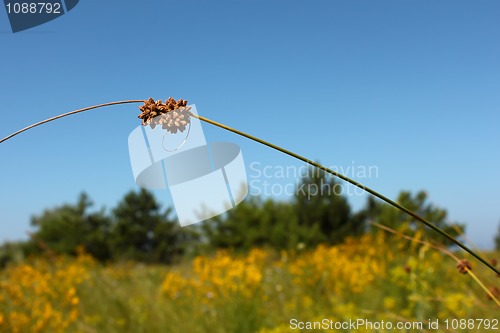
[[2, 97, 499, 332], [1, 231, 498, 333]]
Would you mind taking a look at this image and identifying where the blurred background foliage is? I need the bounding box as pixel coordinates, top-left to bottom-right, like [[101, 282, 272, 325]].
[[1, 169, 499, 333], [0, 167, 484, 267]]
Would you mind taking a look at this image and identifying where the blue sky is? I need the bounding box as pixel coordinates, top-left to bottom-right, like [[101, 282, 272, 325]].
[[1, 1, 499, 248]]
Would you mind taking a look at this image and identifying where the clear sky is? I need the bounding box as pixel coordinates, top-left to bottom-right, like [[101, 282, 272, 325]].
[[1, 1, 499, 248]]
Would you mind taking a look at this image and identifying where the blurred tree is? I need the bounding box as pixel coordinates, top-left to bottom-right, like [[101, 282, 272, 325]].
[[204, 166, 364, 251], [495, 222, 500, 250], [361, 190, 465, 246], [293, 167, 363, 247], [110, 189, 196, 263], [28, 193, 111, 261], [203, 197, 302, 251], [0, 242, 25, 269]]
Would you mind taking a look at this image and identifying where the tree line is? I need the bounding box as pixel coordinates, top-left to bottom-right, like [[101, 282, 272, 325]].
[[0, 168, 468, 267]]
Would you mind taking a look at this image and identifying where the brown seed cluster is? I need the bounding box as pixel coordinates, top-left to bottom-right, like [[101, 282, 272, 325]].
[[487, 286, 500, 301], [456, 259, 472, 274], [138, 97, 191, 133]]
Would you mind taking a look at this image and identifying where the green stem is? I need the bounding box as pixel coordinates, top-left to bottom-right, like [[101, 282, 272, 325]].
[[191, 112, 500, 276], [0, 100, 144, 144], [1, 100, 497, 276]]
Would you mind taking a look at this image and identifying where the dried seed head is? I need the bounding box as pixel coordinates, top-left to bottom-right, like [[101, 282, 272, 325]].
[[487, 286, 500, 301], [456, 259, 472, 274], [160, 106, 191, 134], [490, 258, 498, 267], [138, 97, 191, 133]]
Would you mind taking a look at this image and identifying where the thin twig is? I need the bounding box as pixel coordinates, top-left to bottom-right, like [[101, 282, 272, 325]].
[[451, 224, 482, 255], [26, 231, 56, 261], [371, 222, 460, 261], [0, 100, 144, 144], [371, 222, 500, 307]]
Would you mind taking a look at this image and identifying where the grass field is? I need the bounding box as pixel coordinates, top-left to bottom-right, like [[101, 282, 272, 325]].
[[1, 232, 499, 333]]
